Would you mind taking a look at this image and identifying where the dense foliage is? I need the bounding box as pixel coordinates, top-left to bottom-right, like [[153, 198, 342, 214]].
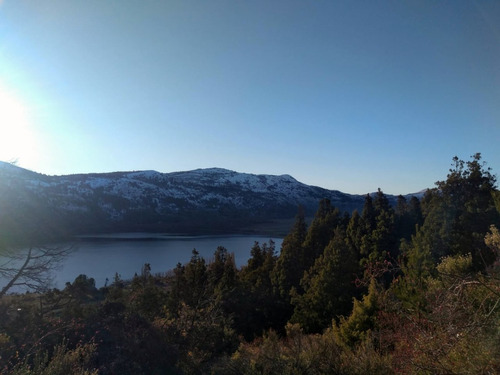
[[1, 154, 500, 374]]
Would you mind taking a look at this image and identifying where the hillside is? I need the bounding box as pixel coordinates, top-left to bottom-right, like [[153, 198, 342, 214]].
[[0, 162, 421, 240]]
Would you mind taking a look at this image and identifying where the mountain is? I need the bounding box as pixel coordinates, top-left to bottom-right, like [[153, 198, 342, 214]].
[[0, 162, 421, 240]]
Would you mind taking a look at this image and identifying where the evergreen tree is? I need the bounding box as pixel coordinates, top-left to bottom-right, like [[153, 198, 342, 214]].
[[408, 196, 423, 230], [359, 190, 397, 265], [395, 195, 408, 219], [359, 194, 376, 259], [346, 210, 363, 261], [301, 199, 343, 273], [393, 195, 424, 247], [416, 154, 499, 269], [272, 206, 308, 301], [236, 241, 281, 339], [207, 246, 237, 299], [334, 278, 380, 348], [392, 232, 435, 316], [361, 194, 376, 233], [374, 188, 391, 213], [290, 227, 358, 333], [130, 264, 167, 320], [168, 249, 208, 313]]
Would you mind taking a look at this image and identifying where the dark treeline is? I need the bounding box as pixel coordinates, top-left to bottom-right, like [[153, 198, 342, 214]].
[[1, 153, 500, 374]]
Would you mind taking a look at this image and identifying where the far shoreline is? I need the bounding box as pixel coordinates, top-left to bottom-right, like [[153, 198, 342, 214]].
[[75, 232, 284, 241]]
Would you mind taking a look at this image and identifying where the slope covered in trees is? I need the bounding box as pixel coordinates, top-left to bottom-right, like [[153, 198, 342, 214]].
[[1, 154, 499, 374]]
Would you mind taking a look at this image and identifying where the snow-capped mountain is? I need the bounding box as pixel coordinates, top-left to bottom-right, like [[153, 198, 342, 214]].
[[0, 162, 412, 238]]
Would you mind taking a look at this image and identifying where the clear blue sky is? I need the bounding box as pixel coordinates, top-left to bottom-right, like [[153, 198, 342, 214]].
[[0, 1, 499, 194]]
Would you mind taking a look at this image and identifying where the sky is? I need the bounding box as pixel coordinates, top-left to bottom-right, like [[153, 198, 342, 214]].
[[0, 0, 499, 195]]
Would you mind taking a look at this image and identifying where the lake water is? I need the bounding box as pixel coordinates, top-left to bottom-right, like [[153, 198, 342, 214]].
[[45, 234, 283, 289]]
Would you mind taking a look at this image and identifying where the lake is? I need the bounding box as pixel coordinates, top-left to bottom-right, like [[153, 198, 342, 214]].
[[48, 234, 283, 289]]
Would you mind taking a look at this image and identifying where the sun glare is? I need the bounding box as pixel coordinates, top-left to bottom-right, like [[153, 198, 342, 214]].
[[0, 83, 38, 167]]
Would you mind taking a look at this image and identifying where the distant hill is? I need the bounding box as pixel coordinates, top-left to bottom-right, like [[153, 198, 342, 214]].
[[0, 162, 424, 241]]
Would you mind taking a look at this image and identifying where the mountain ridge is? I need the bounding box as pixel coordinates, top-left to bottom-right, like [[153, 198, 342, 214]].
[[0, 162, 424, 240], [0, 162, 427, 195]]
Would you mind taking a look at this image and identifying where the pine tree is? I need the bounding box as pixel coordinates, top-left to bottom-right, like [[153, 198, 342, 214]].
[[395, 195, 421, 241], [408, 196, 423, 230], [358, 190, 397, 266], [290, 227, 358, 333], [302, 199, 342, 272], [362, 193, 376, 227], [359, 194, 376, 258], [236, 241, 281, 339], [207, 246, 237, 298], [346, 210, 363, 260], [334, 278, 380, 348], [417, 154, 499, 269], [272, 206, 308, 301], [392, 232, 435, 316], [168, 249, 208, 311]]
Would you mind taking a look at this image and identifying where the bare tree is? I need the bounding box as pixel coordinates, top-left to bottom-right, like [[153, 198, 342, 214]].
[[0, 244, 74, 298]]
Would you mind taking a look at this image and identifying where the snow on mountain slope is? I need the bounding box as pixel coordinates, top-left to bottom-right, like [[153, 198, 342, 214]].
[[0, 163, 362, 212], [0, 163, 417, 235]]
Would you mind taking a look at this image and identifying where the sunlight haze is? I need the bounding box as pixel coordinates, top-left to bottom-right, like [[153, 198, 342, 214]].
[[0, 80, 39, 166]]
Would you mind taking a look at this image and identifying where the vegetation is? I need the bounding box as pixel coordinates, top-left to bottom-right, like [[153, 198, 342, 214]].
[[1, 153, 499, 374]]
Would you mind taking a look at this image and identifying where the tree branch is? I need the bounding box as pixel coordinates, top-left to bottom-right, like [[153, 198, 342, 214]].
[[0, 244, 75, 298]]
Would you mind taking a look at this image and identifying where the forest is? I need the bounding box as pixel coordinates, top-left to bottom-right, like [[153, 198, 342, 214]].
[[1, 153, 500, 374]]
